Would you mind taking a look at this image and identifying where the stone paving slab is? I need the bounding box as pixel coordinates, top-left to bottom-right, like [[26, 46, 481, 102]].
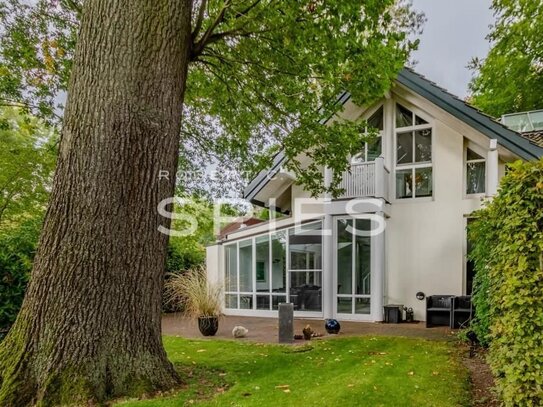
[[162, 314, 454, 343]]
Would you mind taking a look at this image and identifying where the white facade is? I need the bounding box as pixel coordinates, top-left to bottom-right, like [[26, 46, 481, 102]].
[[206, 77, 534, 322]]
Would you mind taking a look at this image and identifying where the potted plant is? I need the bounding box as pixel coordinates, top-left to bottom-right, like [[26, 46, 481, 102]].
[[165, 266, 222, 336]]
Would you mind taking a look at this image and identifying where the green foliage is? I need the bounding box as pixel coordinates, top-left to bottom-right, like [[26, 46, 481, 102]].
[[0, 107, 56, 226], [0, 107, 55, 335], [0, 217, 42, 333], [165, 195, 217, 272], [162, 196, 218, 312], [469, 1, 543, 117], [468, 159, 543, 406], [1, 0, 424, 197]]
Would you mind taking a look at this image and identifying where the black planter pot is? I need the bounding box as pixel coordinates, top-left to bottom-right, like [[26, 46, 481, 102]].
[[198, 316, 219, 336]]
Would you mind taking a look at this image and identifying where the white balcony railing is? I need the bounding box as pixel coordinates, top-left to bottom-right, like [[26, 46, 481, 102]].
[[338, 157, 389, 201]]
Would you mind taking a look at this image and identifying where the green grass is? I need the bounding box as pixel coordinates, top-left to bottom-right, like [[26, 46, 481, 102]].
[[117, 336, 470, 407]]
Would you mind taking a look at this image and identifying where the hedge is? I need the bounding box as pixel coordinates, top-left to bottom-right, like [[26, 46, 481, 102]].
[[468, 159, 543, 406]]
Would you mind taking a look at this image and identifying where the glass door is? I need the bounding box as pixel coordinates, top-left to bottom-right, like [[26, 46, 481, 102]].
[[288, 222, 323, 313], [335, 218, 371, 317]]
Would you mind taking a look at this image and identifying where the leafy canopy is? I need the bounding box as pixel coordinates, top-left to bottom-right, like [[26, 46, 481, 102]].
[[0, 0, 423, 196], [469, 0, 543, 117], [0, 107, 57, 227]]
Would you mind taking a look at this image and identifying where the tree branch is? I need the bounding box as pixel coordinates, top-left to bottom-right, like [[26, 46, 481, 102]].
[[202, 27, 273, 48], [192, 0, 232, 58], [234, 0, 262, 19], [0, 99, 63, 122], [191, 0, 208, 40], [201, 48, 317, 78], [60, 0, 82, 16]]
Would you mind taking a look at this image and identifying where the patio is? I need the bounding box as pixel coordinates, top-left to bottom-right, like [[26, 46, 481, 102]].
[[162, 313, 453, 342]]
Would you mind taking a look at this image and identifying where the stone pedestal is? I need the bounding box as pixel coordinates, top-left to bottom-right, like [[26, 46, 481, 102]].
[[278, 303, 294, 343]]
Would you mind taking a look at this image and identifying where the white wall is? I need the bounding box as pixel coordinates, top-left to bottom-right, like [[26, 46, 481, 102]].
[[386, 119, 480, 319], [383, 103, 509, 320], [206, 245, 221, 286]]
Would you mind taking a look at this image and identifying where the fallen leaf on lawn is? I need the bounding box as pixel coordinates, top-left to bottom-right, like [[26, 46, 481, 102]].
[[408, 371, 415, 376], [275, 385, 290, 389], [196, 349, 206, 353], [283, 389, 291, 393], [218, 372, 227, 376], [432, 371, 439, 376], [347, 384, 354, 388]]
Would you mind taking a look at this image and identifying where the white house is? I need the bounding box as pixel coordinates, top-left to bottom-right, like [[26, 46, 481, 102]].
[[206, 68, 543, 322]]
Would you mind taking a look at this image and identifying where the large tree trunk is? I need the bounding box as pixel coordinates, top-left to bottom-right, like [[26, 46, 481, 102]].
[[0, 0, 193, 404]]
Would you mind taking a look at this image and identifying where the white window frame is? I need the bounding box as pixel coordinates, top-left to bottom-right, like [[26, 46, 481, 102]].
[[332, 216, 373, 321], [351, 104, 384, 164], [464, 141, 486, 198], [393, 100, 434, 201]]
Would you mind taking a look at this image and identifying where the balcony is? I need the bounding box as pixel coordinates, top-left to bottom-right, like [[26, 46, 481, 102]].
[[337, 157, 390, 201]]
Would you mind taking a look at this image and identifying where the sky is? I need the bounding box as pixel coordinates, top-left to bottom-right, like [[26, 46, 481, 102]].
[[410, 0, 494, 99]]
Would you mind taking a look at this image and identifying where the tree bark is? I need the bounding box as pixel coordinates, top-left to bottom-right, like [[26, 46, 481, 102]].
[[0, 0, 193, 404]]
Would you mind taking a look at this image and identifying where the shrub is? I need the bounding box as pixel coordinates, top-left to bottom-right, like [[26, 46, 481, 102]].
[[467, 215, 494, 346], [0, 218, 42, 336], [468, 159, 543, 406]]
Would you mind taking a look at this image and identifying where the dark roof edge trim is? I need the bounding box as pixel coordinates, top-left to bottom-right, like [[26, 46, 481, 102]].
[[397, 69, 543, 161]]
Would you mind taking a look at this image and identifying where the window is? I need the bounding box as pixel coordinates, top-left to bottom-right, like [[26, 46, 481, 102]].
[[466, 148, 485, 195], [352, 106, 383, 164], [224, 222, 322, 312], [394, 103, 433, 199]]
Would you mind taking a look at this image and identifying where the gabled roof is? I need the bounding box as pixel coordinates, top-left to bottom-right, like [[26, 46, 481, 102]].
[[244, 68, 543, 200], [397, 68, 543, 161]]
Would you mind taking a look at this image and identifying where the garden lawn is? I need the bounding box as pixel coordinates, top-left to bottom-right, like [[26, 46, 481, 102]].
[[117, 336, 469, 407]]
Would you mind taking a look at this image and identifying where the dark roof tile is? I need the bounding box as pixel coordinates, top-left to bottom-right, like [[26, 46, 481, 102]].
[[520, 131, 543, 148]]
